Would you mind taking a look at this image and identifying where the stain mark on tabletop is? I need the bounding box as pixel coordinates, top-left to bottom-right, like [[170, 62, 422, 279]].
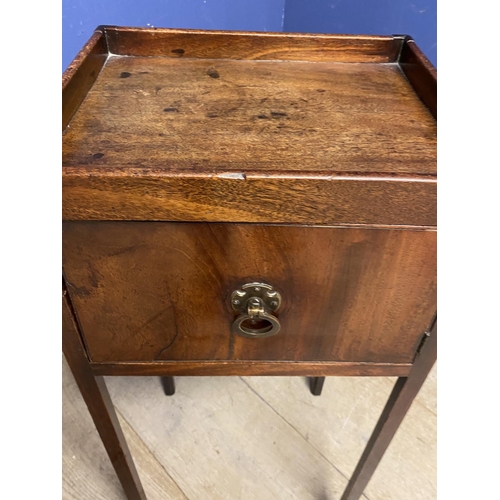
[[317, 89, 326, 93], [271, 111, 288, 118], [120, 72, 132, 78], [207, 67, 220, 78], [206, 112, 219, 118], [139, 71, 149, 74], [92, 153, 105, 159], [70, 285, 92, 298], [256, 114, 269, 119], [171, 48, 185, 55], [163, 107, 179, 112]]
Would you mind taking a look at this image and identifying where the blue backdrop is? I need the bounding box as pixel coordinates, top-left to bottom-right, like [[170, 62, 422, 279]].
[[284, 0, 436, 66], [62, 0, 436, 70]]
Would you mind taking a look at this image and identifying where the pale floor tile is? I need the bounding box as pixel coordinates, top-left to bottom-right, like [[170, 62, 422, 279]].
[[63, 358, 436, 500], [63, 370, 124, 500], [365, 394, 436, 500], [106, 375, 350, 500], [63, 358, 188, 500], [414, 364, 437, 415], [243, 374, 436, 500]]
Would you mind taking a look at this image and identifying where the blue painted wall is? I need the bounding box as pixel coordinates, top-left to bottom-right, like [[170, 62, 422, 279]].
[[284, 0, 436, 66], [63, 0, 436, 70], [62, 0, 286, 70]]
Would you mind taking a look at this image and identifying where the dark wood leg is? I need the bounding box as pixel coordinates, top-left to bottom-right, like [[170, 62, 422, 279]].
[[309, 376, 325, 396], [63, 288, 147, 500], [161, 376, 176, 396], [340, 319, 437, 500]]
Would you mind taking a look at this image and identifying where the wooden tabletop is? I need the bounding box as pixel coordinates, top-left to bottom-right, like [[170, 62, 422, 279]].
[[62, 29, 436, 225], [63, 55, 436, 176]]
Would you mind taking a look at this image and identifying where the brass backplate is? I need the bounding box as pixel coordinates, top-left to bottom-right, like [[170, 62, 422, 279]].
[[230, 282, 281, 313]]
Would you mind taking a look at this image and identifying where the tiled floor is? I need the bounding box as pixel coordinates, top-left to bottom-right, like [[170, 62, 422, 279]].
[[62, 358, 436, 500]]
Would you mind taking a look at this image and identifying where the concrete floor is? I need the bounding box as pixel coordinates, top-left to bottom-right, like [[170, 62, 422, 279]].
[[62, 358, 436, 500]]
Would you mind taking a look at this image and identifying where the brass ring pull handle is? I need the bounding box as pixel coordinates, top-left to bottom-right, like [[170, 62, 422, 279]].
[[230, 283, 282, 339]]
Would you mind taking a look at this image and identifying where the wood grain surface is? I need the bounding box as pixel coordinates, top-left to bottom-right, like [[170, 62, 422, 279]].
[[63, 56, 436, 175], [62, 29, 437, 500], [62, 171, 436, 226], [90, 361, 412, 377], [400, 38, 437, 119], [63, 288, 147, 500], [63, 222, 436, 365], [101, 26, 402, 62], [63, 30, 107, 130], [62, 29, 436, 226]]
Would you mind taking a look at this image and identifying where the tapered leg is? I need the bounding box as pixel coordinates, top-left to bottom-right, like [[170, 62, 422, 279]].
[[309, 376, 325, 396], [161, 376, 176, 396], [340, 319, 437, 500], [63, 288, 147, 500]]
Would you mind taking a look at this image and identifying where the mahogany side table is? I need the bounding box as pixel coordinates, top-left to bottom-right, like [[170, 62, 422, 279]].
[[62, 26, 437, 500]]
